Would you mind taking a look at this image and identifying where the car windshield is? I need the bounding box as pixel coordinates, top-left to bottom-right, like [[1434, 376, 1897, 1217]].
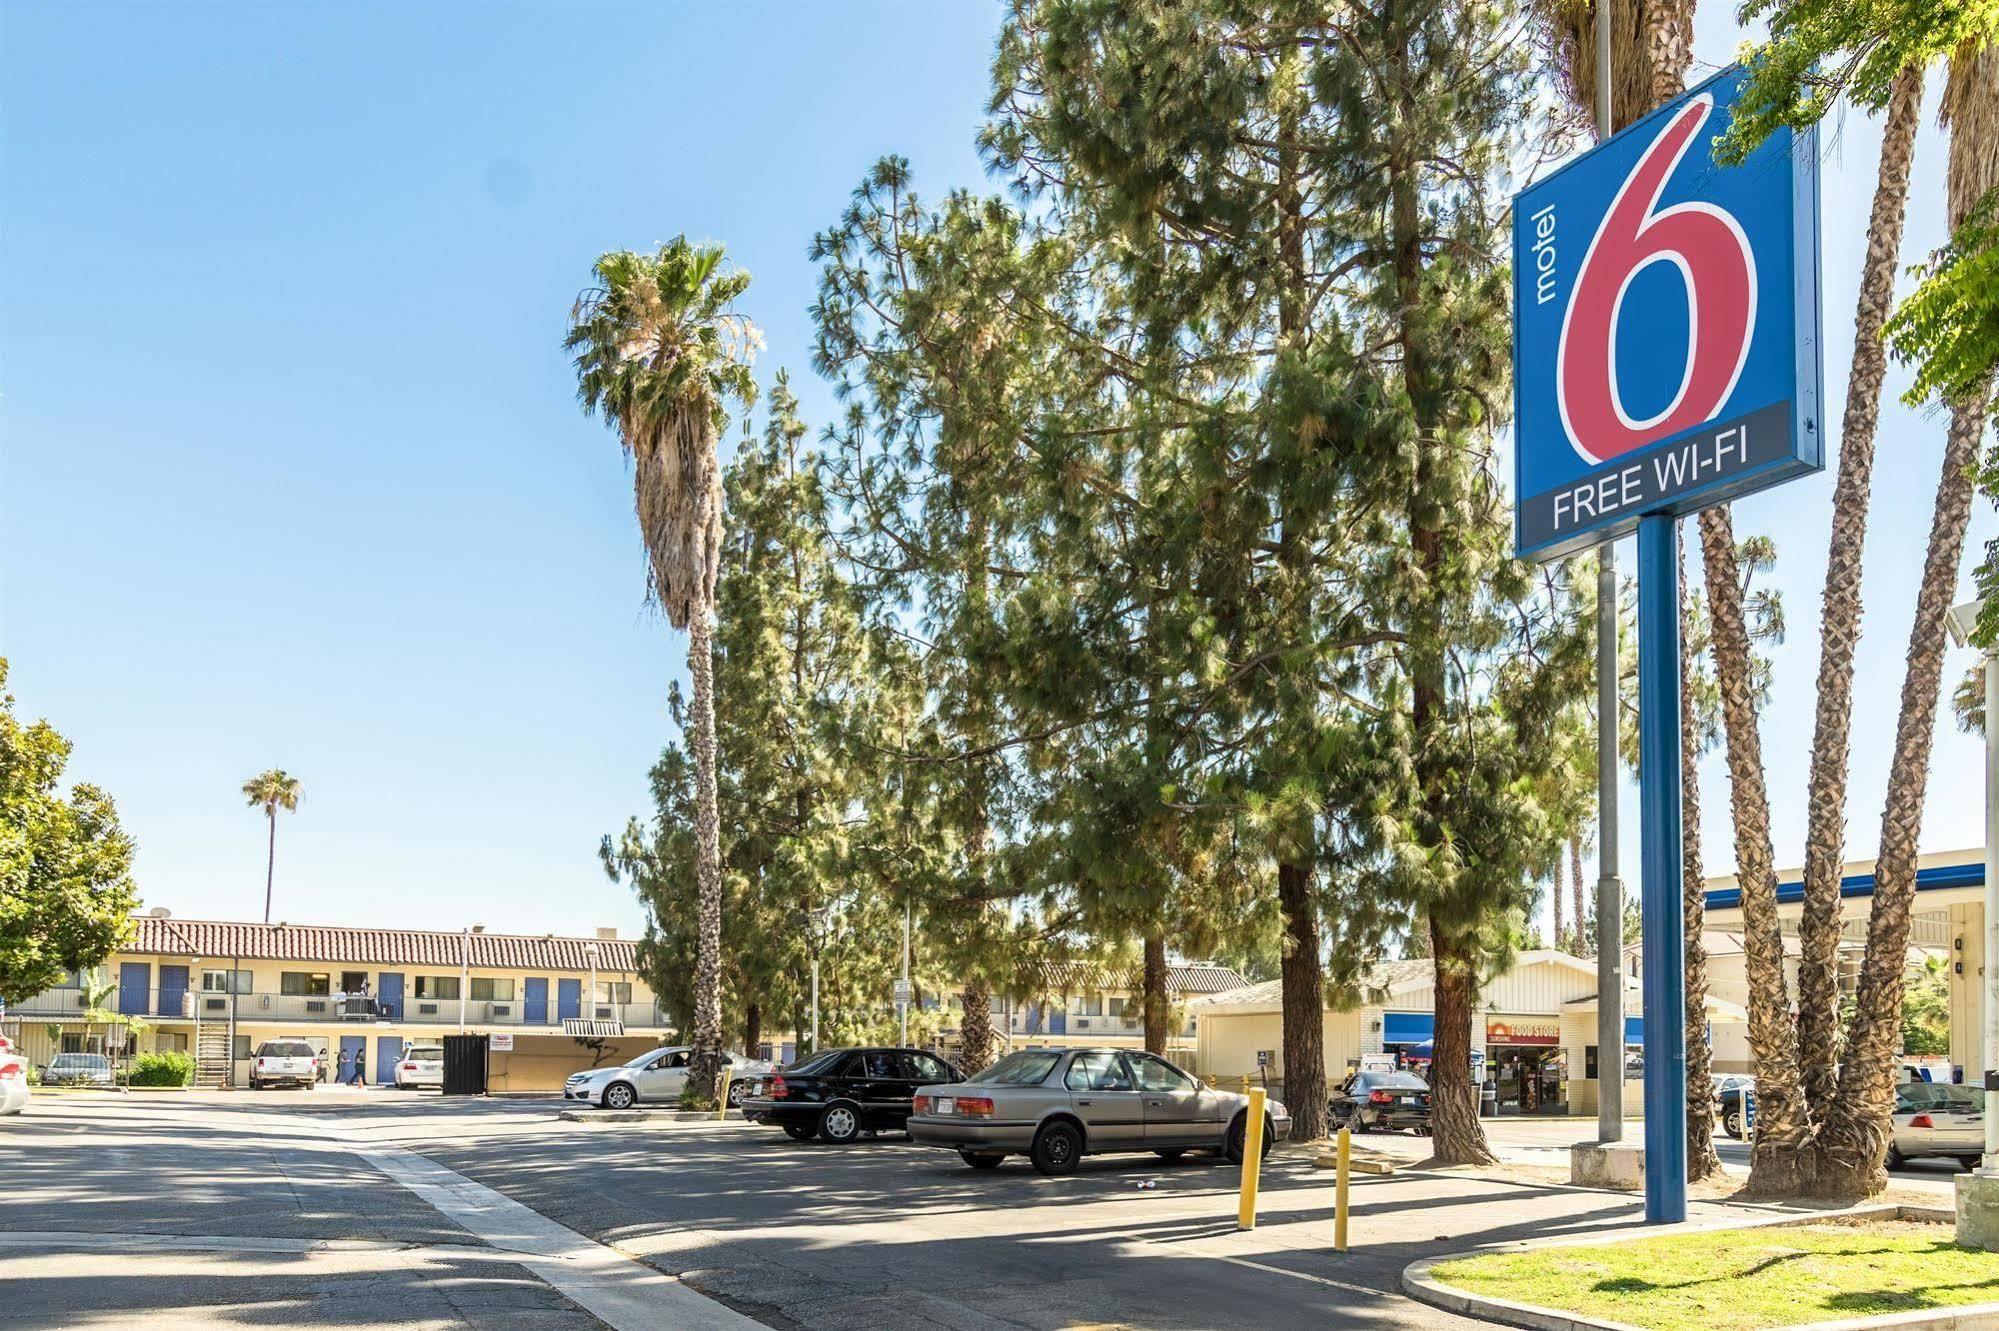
[[968, 1050, 1062, 1086], [1359, 1072, 1428, 1091], [258, 1042, 313, 1058]]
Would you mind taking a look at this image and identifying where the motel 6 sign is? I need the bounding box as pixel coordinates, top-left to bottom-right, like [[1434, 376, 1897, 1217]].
[[1513, 66, 1823, 560]]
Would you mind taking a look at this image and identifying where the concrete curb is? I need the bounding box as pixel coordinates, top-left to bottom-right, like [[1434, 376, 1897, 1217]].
[[1401, 1204, 1987, 1331], [556, 1108, 744, 1124]]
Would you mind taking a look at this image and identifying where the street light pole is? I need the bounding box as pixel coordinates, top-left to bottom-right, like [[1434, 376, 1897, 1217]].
[[584, 942, 600, 1029], [1985, 642, 1998, 1175], [1947, 601, 1997, 1174], [459, 926, 471, 1032], [1592, 0, 1626, 1149]]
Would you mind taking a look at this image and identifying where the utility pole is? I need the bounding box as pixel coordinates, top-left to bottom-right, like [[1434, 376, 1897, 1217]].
[[1593, 0, 1626, 1149], [459, 924, 482, 1032], [584, 942, 600, 1028], [898, 897, 911, 1046], [1947, 603, 1997, 1177]]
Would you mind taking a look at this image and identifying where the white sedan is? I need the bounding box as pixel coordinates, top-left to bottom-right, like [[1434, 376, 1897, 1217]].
[[563, 1048, 771, 1110], [394, 1044, 444, 1090]]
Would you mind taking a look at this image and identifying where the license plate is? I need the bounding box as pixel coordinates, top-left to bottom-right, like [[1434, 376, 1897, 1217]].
[[752, 1080, 765, 1096], [936, 1097, 955, 1115]]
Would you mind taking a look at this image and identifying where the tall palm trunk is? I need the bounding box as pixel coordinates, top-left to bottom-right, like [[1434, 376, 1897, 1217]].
[[262, 810, 277, 925], [1276, 862, 1327, 1140], [1142, 931, 1170, 1055], [1570, 839, 1587, 955], [1680, 551, 1722, 1181], [1816, 47, 1996, 1196], [1814, 404, 1984, 1195], [1699, 505, 1813, 1193], [1553, 860, 1566, 951], [1796, 66, 1927, 1128], [958, 980, 995, 1073], [686, 606, 726, 1100]]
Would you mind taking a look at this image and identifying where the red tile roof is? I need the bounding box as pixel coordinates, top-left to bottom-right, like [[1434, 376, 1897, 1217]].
[[129, 917, 638, 973], [1034, 961, 1248, 996]]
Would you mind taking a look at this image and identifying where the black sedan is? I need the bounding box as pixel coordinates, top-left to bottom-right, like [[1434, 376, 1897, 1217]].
[[1330, 1070, 1432, 1134], [741, 1046, 965, 1144]]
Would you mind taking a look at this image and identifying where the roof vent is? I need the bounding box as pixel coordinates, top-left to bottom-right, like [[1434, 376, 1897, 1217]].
[[148, 907, 171, 918], [595, 927, 618, 940]]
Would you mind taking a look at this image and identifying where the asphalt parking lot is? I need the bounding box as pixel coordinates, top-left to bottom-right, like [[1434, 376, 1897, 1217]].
[[3, 1090, 1918, 1330]]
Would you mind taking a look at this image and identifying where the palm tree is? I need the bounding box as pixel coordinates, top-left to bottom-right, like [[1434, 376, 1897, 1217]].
[[242, 769, 301, 925], [1793, 63, 1927, 1139], [1815, 41, 1998, 1200], [568, 239, 758, 1106]]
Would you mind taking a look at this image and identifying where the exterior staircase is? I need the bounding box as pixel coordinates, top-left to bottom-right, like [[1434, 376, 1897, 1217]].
[[194, 1019, 230, 1089]]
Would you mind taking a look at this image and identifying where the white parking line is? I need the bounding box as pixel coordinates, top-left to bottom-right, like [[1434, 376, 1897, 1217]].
[[327, 1127, 764, 1331]]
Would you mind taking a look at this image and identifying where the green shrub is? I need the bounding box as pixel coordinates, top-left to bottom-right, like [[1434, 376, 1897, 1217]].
[[128, 1051, 193, 1087], [24, 1065, 39, 1087], [677, 1082, 717, 1112]]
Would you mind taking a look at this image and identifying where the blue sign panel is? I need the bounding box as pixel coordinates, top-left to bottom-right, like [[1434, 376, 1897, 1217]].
[[1513, 65, 1823, 561], [1382, 1012, 1435, 1045]]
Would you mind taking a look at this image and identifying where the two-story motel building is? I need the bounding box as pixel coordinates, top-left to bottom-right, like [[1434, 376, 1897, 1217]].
[[3, 913, 675, 1090]]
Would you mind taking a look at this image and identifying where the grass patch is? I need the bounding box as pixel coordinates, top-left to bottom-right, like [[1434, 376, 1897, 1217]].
[[1429, 1221, 1999, 1331]]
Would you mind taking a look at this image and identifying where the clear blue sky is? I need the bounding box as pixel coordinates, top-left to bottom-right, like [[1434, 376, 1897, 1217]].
[[0, 3, 1983, 943]]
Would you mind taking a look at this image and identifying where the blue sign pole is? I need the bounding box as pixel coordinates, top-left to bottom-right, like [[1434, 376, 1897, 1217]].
[[1638, 514, 1687, 1223]]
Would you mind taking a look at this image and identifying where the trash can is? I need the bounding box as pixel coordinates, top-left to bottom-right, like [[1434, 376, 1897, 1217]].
[[1480, 1085, 1498, 1118]]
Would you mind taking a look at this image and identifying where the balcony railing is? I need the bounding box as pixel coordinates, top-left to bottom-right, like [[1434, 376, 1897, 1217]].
[[4, 987, 673, 1030], [3, 987, 193, 1020]]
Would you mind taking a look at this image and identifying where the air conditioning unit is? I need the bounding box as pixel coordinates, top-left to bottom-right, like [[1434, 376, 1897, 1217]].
[[492, 1005, 511, 1016], [419, 1003, 438, 1015]]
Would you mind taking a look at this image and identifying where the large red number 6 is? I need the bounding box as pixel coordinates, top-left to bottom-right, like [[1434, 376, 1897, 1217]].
[[1557, 95, 1757, 465]]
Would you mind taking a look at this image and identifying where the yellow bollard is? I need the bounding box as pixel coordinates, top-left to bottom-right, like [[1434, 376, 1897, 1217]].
[[1236, 1087, 1267, 1231], [717, 1067, 732, 1121], [1334, 1125, 1352, 1251], [1240, 1073, 1250, 1095]]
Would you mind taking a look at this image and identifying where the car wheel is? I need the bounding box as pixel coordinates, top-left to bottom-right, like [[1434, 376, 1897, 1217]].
[[960, 1151, 1005, 1170], [1723, 1110, 1743, 1139], [1963, 1156, 1983, 1172], [782, 1122, 817, 1142], [819, 1103, 862, 1144], [1154, 1148, 1188, 1161], [249, 1079, 262, 1091], [1412, 1124, 1432, 1137], [727, 1080, 748, 1107], [1885, 1144, 1906, 1170], [1031, 1121, 1082, 1176], [603, 1082, 637, 1110], [1225, 1113, 1276, 1165]]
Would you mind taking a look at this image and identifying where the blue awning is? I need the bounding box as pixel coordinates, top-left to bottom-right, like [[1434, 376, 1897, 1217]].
[[1703, 860, 1981, 913], [1383, 1012, 1434, 1044]]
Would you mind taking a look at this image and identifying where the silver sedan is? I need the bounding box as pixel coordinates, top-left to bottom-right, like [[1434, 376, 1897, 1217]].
[[908, 1046, 1291, 1175]]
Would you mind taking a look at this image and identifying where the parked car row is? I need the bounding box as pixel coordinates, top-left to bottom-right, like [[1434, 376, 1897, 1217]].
[[738, 1044, 1292, 1176]]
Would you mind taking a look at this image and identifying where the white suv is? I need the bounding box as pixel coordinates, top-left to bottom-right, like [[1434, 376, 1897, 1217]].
[[250, 1039, 319, 1089]]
